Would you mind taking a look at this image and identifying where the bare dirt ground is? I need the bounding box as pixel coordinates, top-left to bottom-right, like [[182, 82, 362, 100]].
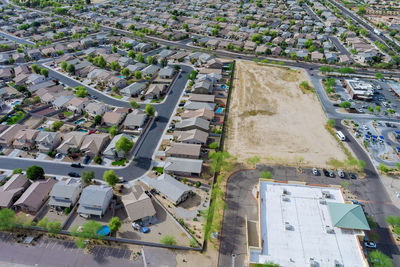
[[226, 61, 347, 167]]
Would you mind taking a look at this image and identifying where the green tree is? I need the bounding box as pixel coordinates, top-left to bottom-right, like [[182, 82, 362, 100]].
[[209, 151, 231, 173], [26, 165, 44, 180], [145, 104, 155, 116], [0, 209, 16, 230], [112, 45, 117, 53], [127, 50, 136, 59], [115, 136, 134, 153], [110, 61, 121, 71], [103, 170, 119, 186], [339, 101, 351, 109], [37, 217, 49, 228], [134, 70, 142, 79], [94, 115, 102, 125], [160, 235, 176, 245], [31, 64, 41, 73], [121, 67, 130, 77], [129, 100, 140, 109], [375, 73, 384, 79], [40, 68, 49, 77], [109, 126, 118, 138], [327, 119, 335, 128], [81, 170, 94, 185], [209, 142, 219, 149], [319, 66, 334, 73], [13, 168, 23, 174], [93, 55, 107, 68], [52, 121, 63, 131], [136, 53, 145, 63], [108, 217, 122, 233], [66, 64, 75, 74], [61, 60, 68, 70], [368, 250, 393, 267], [260, 171, 272, 179], [72, 220, 102, 249], [376, 106, 381, 113], [47, 221, 61, 236], [75, 86, 88, 98]]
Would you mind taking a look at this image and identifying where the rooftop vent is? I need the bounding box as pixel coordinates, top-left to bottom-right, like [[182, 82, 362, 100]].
[[282, 195, 290, 202], [285, 222, 293, 231], [319, 197, 326, 205], [326, 226, 335, 234], [283, 189, 288, 195], [322, 191, 331, 198]]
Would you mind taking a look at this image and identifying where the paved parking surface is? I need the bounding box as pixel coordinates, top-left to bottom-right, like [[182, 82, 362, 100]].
[[0, 232, 142, 267]]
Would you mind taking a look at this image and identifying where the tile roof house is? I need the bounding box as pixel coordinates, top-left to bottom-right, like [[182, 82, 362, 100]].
[[158, 67, 175, 79], [53, 95, 74, 110], [13, 178, 57, 214], [57, 131, 88, 154], [66, 97, 90, 114], [180, 109, 214, 121], [0, 174, 31, 208], [48, 177, 83, 209], [184, 101, 215, 111], [120, 82, 146, 97], [35, 131, 62, 152], [0, 124, 25, 148], [188, 94, 215, 103], [102, 111, 126, 127], [175, 117, 210, 132], [141, 174, 192, 205], [84, 102, 107, 118], [80, 133, 110, 157], [13, 129, 39, 150], [165, 143, 201, 159], [145, 84, 167, 99], [121, 184, 156, 222], [164, 157, 203, 177], [174, 129, 208, 145], [124, 109, 147, 130], [77, 185, 113, 217], [103, 134, 134, 159]]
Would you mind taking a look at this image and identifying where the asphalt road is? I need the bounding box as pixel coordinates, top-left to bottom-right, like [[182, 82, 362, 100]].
[[0, 65, 192, 180], [0, 31, 35, 45]]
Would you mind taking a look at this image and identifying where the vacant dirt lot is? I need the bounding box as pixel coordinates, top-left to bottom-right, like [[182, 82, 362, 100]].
[[225, 61, 347, 167]]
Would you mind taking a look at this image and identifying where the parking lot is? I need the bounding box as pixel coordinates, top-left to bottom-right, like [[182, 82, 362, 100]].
[[0, 232, 143, 267]]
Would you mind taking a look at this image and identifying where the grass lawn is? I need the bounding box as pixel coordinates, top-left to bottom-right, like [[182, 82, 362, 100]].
[[150, 97, 165, 103], [64, 111, 73, 117], [111, 94, 123, 99], [6, 111, 25, 125], [112, 158, 126, 166], [152, 166, 164, 174]]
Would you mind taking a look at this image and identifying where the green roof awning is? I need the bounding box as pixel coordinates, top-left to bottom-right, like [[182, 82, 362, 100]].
[[327, 202, 370, 231]]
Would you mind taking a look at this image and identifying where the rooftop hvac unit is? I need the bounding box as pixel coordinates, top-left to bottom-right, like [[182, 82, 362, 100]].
[[285, 222, 293, 231], [334, 260, 342, 267], [283, 189, 288, 195], [309, 258, 317, 267], [326, 226, 335, 234], [319, 197, 326, 205], [282, 195, 290, 202], [322, 191, 331, 198]]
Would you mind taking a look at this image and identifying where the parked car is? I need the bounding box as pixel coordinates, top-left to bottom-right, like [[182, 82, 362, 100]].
[[348, 172, 356, 179], [364, 241, 377, 248], [140, 226, 150, 233], [328, 170, 335, 178], [68, 172, 80, 177], [323, 169, 329, 177], [312, 168, 319, 175], [83, 156, 90, 164], [71, 163, 83, 168], [351, 200, 359, 205], [337, 169, 345, 178]]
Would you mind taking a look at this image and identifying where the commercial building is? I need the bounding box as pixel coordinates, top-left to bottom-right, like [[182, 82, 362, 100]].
[[344, 79, 374, 100], [246, 181, 369, 267]]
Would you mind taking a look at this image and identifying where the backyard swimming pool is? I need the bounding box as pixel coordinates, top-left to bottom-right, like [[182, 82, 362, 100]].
[[75, 118, 86, 125], [221, 84, 227, 89], [11, 100, 21, 106], [97, 225, 110, 236], [119, 76, 126, 79], [216, 107, 224, 114]]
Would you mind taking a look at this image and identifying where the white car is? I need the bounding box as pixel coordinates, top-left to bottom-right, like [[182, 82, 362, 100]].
[[312, 168, 318, 175], [364, 241, 377, 248]]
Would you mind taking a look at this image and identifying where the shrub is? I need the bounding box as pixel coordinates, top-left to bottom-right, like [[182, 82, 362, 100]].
[[195, 181, 201, 188], [13, 168, 23, 174], [93, 156, 102, 164], [209, 142, 219, 149], [160, 235, 176, 245]]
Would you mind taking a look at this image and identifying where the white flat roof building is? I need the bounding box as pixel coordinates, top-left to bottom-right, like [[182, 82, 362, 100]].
[[248, 181, 368, 267]]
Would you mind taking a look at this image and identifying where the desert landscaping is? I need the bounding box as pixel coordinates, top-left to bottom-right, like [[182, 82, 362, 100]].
[[226, 61, 347, 167]]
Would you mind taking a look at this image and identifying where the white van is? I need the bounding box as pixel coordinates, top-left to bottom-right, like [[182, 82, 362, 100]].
[[336, 130, 346, 141]]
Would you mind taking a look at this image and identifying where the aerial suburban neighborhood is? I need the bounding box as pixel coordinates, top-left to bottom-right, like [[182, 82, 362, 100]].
[[0, 0, 400, 266]]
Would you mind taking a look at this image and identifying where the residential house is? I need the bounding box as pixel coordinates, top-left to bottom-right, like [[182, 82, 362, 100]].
[[0, 68, 13, 81], [141, 174, 192, 205], [53, 95, 74, 110], [77, 185, 113, 217], [102, 111, 126, 127], [192, 80, 213, 94], [124, 109, 147, 130], [13, 178, 57, 214], [26, 74, 45, 85], [141, 65, 160, 77], [174, 128, 208, 145], [80, 133, 110, 157], [164, 157, 203, 177], [66, 97, 89, 115], [35, 131, 62, 152], [85, 102, 107, 118], [180, 109, 214, 121], [0, 124, 25, 148], [0, 174, 31, 208], [48, 177, 83, 209], [13, 129, 39, 150], [158, 67, 175, 79], [175, 117, 210, 132], [121, 184, 156, 222], [57, 131, 88, 154], [165, 143, 201, 159], [120, 82, 146, 97], [103, 134, 134, 159], [189, 94, 215, 103], [108, 76, 127, 89], [184, 101, 215, 111], [145, 84, 167, 99]]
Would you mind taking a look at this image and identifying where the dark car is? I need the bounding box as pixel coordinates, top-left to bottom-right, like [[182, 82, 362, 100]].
[[68, 172, 80, 177], [349, 172, 356, 179], [71, 163, 83, 168], [83, 156, 90, 164], [323, 168, 329, 177]]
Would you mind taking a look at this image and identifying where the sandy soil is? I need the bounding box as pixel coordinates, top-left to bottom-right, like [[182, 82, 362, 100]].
[[225, 61, 347, 167]]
